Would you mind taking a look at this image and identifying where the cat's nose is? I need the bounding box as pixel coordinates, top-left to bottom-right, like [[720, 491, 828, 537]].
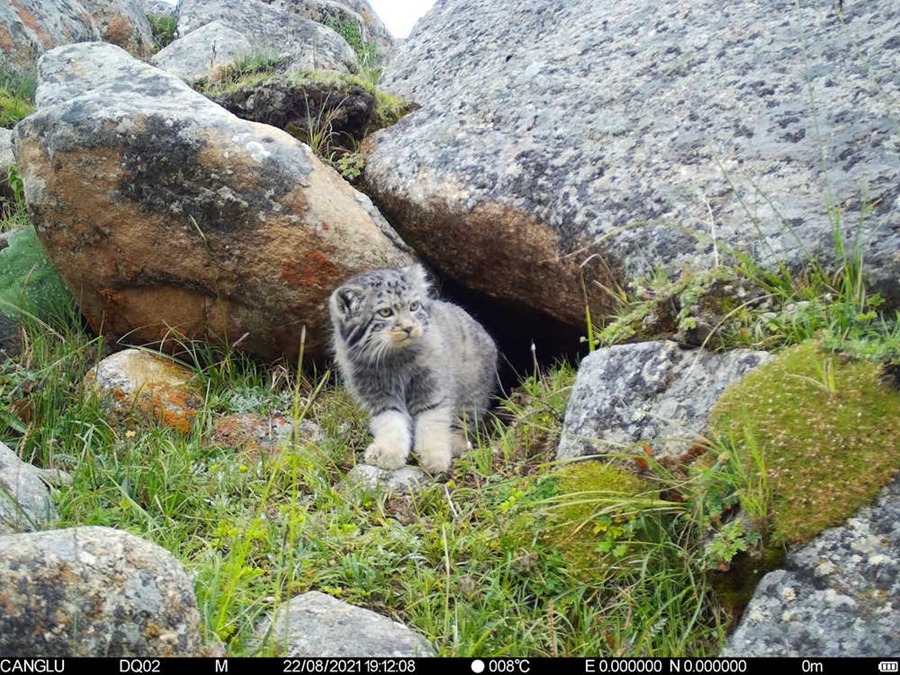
[[401, 325, 414, 335]]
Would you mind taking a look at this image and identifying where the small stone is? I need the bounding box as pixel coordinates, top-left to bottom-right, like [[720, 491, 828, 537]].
[[84, 348, 202, 433], [345, 464, 431, 494], [256, 591, 435, 657]]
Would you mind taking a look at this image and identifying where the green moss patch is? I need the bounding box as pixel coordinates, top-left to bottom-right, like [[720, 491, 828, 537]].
[[527, 461, 655, 580], [0, 226, 72, 323], [709, 339, 900, 544]]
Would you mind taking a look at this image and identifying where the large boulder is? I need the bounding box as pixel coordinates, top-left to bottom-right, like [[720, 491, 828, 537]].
[[13, 42, 413, 361], [82, 0, 154, 56], [0, 0, 153, 68], [0, 526, 205, 656], [365, 0, 900, 332], [149, 20, 252, 84], [141, 0, 174, 16], [176, 0, 360, 75]]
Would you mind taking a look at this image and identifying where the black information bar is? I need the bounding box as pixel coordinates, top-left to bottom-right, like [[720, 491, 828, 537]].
[[0, 657, 895, 675]]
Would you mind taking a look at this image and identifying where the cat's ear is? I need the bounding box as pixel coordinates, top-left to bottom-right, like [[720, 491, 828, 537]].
[[404, 263, 433, 296], [332, 286, 363, 317]]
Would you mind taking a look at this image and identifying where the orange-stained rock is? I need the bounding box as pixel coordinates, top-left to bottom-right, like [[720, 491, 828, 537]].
[[83, 348, 202, 433], [14, 43, 413, 362], [0, 0, 152, 69], [207, 411, 325, 455]]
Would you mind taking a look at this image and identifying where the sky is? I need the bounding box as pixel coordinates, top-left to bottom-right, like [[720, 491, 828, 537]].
[[368, 0, 436, 38]]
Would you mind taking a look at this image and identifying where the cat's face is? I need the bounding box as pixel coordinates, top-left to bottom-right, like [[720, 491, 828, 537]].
[[330, 265, 432, 362]]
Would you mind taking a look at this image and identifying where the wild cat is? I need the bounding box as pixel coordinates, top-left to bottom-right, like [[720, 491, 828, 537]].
[[329, 264, 498, 473]]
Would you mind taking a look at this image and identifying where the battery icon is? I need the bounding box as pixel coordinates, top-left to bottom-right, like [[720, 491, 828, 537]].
[[879, 663, 898, 672]]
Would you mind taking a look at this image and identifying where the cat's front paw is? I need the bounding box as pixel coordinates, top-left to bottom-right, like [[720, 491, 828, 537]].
[[364, 441, 408, 470], [418, 449, 452, 474]]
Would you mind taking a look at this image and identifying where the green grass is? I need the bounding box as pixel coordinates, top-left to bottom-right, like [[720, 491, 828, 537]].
[[205, 50, 290, 91], [0, 61, 36, 129], [322, 17, 382, 85], [147, 13, 177, 53], [0, 303, 736, 655]]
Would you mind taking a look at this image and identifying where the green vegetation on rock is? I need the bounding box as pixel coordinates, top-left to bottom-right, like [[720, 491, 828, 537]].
[[198, 62, 413, 186], [709, 339, 900, 544], [147, 13, 177, 53], [0, 89, 34, 128], [0, 226, 72, 325], [323, 17, 381, 84]]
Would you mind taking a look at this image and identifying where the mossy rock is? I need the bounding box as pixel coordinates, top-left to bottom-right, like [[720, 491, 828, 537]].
[[204, 70, 413, 143], [709, 339, 900, 545], [0, 226, 72, 324]]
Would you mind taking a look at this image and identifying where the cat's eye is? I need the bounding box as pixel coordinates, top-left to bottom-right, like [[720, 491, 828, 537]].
[[377, 308, 393, 318], [409, 301, 420, 312]]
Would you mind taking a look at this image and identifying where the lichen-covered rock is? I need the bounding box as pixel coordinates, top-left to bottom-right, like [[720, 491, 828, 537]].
[[176, 0, 359, 74], [261, 0, 395, 65], [0, 0, 98, 67], [257, 591, 435, 656], [150, 20, 252, 83], [82, 0, 155, 56], [208, 411, 324, 455], [365, 0, 900, 330], [84, 348, 202, 433], [0, 440, 57, 534], [13, 42, 412, 361], [0, 0, 153, 68], [722, 474, 900, 657], [0, 526, 204, 656], [557, 341, 769, 464], [141, 0, 174, 17]]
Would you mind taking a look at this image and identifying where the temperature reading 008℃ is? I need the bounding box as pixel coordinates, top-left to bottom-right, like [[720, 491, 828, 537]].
[[471, 660, 531, 674]]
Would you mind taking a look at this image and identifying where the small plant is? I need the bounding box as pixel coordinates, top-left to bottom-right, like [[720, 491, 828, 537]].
[[596, 265, 767, 350], [703, 518, 761, 572], [323, 18, 381, 84], [147, 13, 177, 52], [1, 166, 30, 230], [212, 50, 288, 90], [335, 152, 365, 182], [0, 61, 37, 129]]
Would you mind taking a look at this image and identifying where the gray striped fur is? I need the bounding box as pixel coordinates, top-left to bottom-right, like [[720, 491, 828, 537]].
[[329, 265, 498, 473]]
